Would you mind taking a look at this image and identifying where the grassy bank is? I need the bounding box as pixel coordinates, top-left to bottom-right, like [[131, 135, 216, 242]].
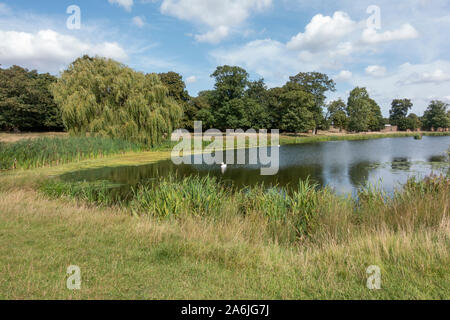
[[0, 168, 448, 299], [279, 131, 450, 145], [0, 132, 449, 299]]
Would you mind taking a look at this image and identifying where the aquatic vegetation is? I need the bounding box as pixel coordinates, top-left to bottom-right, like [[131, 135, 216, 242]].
[[0, 136, 144, 170], [40, 179, 124, 207], [129, 175, 229, 218], [39, 173, 449, 245]]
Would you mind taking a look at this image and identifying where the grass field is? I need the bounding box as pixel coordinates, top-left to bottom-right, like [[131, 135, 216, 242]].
[[0, 132, 449, 299]]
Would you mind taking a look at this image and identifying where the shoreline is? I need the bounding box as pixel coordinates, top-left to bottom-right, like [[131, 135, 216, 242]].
[[1, 131, 448, 174]]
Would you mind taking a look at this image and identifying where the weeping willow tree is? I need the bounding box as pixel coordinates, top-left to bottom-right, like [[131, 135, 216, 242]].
[[51, 56, 183, 146]]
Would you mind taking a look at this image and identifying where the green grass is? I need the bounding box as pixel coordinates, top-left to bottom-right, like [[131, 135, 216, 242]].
[[280, 131, 449, 145], [40, 174, 450, 246], [0, 136, 145, 170], [0, 172, 448, 299], [0, 133, 449, 299]]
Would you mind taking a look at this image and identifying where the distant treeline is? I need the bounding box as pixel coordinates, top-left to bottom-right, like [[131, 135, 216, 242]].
[[161, 66, 450, 133], [1, 57, 449, 143]]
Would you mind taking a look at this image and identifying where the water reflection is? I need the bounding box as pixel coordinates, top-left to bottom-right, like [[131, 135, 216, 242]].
[[62, 136, 450, 197], [391, 158, 411, 171]]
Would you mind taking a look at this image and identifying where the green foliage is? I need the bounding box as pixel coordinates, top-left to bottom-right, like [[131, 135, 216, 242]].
[[211, 65, 249, 102], [40, 180, 122, 206], [0, 136, 143, 170], [159, 72, 192, 129], [347, 87, 384, 132], [0, 65, 63, 132], [289, 72, 336, 132], [390, 99, 413, 131], [51, 56, 183, 146], [278, 83, 316, 133], [327, 99, 348, 131], [406, 113, 422, 131], [422, 100, 449, 130], [130, 175, 228, 217]]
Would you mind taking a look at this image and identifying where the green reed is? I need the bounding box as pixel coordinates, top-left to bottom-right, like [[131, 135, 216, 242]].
[[0, 136, 145, 170]]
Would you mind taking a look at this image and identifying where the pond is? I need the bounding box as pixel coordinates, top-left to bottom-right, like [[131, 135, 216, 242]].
[[61, 136, 450, 197]]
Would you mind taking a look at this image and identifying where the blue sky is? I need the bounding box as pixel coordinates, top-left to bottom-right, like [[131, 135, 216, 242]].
[[1, 0, 449, 116]]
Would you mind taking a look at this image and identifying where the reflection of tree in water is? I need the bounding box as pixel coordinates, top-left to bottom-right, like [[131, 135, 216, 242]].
[[348, 161, 376, 188], [391, 157, 411, 171], [428, 155, 446, 163]]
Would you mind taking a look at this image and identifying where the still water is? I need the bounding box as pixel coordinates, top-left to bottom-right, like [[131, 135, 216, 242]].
[[62, 136, 449, 196]]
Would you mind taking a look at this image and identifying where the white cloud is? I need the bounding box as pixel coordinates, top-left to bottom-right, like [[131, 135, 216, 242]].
[[186, 75, 197, 84], [212, 39, 309, 87], [416, 69, 450, 83], [361, 24, 419, 44], [349, 60, 450, 115], [335, 70, 352, 81], [0, 29, 128, 73], [287, 11, 357, 52], [402, 69, 450, 85], [365, 65, 386, 77], [195, 26, 229, 44], [108, 0, 134, 11], [132, 16, 145, 27], [160, 0, 272, 43]]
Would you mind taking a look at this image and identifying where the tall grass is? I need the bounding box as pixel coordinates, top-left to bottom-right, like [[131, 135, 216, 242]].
[[0, 136, 145, 170], [40, 174, 449, 245], [130, 176, 229, 218], [40, 179, 124, 207]]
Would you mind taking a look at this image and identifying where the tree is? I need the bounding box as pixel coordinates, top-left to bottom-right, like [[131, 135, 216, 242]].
[[406, 113, 422, 131], [389, 99, 413, 131], [367, 99, 384, 131], [266, 87, 285, 129], [327, 99, 348, 132], [279, 82, 316, 133], [245, 79, 271, 129], [422, 100, 449, 130], [213, 98, 251, 130], [346, 87, 383, 132], [159, 72, 190, 105], [51, 56, 183, 146], [0, 65, 63, 131], [289, 72, 336, 133], [211, 65, 249, 102], [206, 66, 253, 130], [159, 72, 191, 128]]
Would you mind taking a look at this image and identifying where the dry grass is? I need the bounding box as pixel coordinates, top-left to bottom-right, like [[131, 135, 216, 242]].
[[0, 132, 67, 143], [0, 134, 449, 299], [0, 181, 448, 299]]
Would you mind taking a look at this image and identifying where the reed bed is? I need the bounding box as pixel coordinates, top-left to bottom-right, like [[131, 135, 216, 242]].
[[40, 173, 449, 245], [0, 136, 145, 170]]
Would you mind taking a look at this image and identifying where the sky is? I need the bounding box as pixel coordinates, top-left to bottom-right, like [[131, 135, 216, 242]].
[[0, 0, 449, 116]]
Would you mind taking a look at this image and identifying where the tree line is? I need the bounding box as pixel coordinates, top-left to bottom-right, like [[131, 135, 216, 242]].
[[161, 65, 450, 134], [1, 57, 449, 143]]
